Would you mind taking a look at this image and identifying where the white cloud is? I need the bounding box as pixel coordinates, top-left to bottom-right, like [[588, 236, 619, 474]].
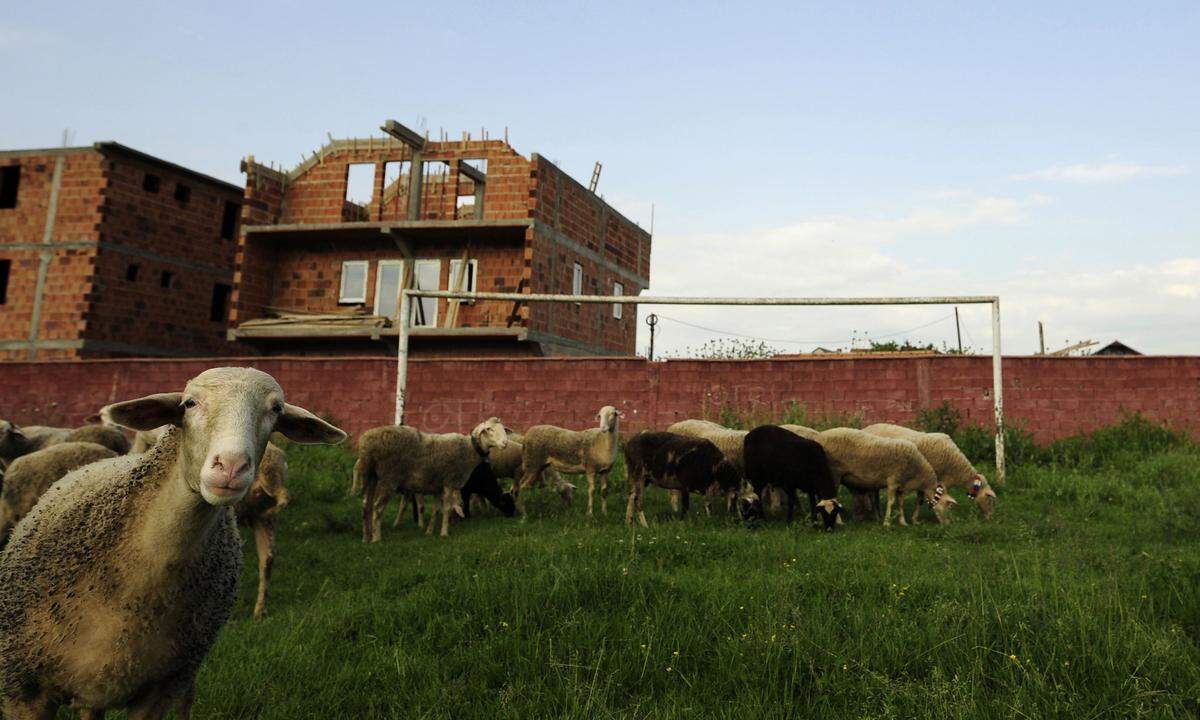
[[1013, 161, 1187, 184]]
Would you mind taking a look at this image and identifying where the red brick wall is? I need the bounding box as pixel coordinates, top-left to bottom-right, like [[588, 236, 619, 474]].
[[525, 156, 651, 354], [87, 155, 243, 356], [0, 150, 107, 360], [272, 140, 532, 226], [0, 356, 1196, 444]]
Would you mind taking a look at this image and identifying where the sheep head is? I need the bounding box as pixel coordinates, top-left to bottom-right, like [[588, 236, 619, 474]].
[[103, 367, 346, 507], [597, 406, 622, 432], [975, 482, 997, 520], [471, 417, 508, 455], [0, 420, 27, 457], [815, 498, 845, 530], [927, 486, 958, 524]]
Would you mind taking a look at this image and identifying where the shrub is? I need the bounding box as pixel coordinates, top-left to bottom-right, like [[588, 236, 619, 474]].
[[914, 401, 961, 435]]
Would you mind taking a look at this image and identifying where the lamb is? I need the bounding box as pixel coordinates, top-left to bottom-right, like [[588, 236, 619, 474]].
[[744, 425, 844, 529], [863, 423, 997, 520], [458, 429, 574, 518], [815, 427, 957, 526], [518, 406, 622, 516], [0, 442, 119, 547], [622, 431, 741, 527], [354, 417, 510, 542], [0, 367, 346, 719], [105, 422, 290, 618]]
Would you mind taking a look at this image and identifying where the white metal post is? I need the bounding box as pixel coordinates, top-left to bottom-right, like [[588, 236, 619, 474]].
[[394, 289, 412, 425], [991, 299, 1005, 485]]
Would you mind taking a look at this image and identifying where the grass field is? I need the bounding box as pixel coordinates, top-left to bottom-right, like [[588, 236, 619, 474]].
[[185, 417, 1199, 719]]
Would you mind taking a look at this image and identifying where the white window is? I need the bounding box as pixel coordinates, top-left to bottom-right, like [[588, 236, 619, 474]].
[[338, 260, 368, 304], [411, 259, 441, 327], [572, 263, 583, 299], [448, 258, 478, 294], [613, 282, 624, 319], [373, 260, 404, 318]]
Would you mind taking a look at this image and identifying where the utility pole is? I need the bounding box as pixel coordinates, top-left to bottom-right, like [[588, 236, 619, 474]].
[[645, 313, 658, 360], [954, 306, 963, 353], [1038, 321, 1045, 355]]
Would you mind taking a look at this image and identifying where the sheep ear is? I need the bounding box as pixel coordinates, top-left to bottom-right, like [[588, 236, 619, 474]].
[[276, 403, 347, 445], [104, 393, 185, 431]]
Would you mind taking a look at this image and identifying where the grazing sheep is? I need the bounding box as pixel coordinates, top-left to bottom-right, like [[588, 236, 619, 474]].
[[781, 424, 879, 521], [0, 442, 118, 547], [458, 462, 521, 520], [0, 422, 67, 468], [780, 423, 820, 441], [863, 423, 997, 520], [816, 427, 956, 526], [666, 419, 750, 512], [461, 429, 574, 516], [622, 431, 741, 527], [744, 425, 843, 528], [518, 406, 622, 516], [354, 417, 509, 542], [0, 367, 346, 719]]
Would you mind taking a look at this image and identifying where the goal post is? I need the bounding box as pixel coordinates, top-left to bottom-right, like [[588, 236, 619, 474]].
[[396, 291, 1005, 484]]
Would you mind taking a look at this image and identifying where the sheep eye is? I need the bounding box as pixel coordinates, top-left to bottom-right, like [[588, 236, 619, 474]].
[[183, 398, 197, 410]]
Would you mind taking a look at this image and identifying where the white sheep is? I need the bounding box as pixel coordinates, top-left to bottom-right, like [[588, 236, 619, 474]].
[[863, 423, 997, 519], [354, 417, 510, 541], [518, 406, 622, 516], [816, 427, 957, 526], [0, 442, 119, 547], [0, 367, 346, 719]]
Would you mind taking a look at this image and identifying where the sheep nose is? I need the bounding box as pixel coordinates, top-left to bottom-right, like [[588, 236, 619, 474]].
[[209, 452, 251, 486]]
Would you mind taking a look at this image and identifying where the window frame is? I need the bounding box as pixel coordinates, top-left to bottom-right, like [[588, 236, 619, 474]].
[[373, 259, 405, 318], [572, 262, 583, 304], [143, 173, 161, 193], [209, 283, 232, 322], [448, 258, 478, 302], [0, 258, 10, 304], [0, 166, 20, 209], [410, 259, 442, 327], [338, 260, 369, 304], [613, 281, 624, 319]]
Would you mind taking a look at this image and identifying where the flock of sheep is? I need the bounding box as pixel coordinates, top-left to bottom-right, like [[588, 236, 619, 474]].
[[0, 366, 997, 719]]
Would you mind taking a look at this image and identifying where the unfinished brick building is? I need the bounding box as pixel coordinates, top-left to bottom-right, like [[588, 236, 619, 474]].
[[230, 120, 652, 357], [0, 143, 244, 359]]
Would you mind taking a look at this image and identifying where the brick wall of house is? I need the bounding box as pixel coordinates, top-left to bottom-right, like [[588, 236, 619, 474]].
[[86, 154, 243, 356], [270, 139, 533, 226], [0, 150, 107, 360], [1, 356, 1196, 444], [524, 156, 651, 354], [229, 163, 285, 327]]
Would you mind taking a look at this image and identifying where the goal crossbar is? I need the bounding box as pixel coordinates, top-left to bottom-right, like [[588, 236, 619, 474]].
[[394, 290, 1006, 484]]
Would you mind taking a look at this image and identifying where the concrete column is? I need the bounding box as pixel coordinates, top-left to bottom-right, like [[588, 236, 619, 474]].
[[27, 156, 65, 359]]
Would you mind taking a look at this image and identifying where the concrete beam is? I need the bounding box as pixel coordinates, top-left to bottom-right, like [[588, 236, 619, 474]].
[[381, 120, 427, 150]]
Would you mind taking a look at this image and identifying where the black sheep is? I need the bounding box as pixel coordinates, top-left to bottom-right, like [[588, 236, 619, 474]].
[[623, 431, 741, 527], [743, 424, 843, 529], [459, 461, 517, 518]]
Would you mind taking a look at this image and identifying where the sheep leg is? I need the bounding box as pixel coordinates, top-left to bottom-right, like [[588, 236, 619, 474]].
[[668, 490, 681, 514], [440, 487, 453, 537], [393, 494, 412, 528], [586, 469, 596, 516], [637, 482, 648, 528], [883, 486, 896, 527], [252, 517, 276, 620], [371, 486, 394, 543], [414, 494, 425, 528], [911, 493, 923, 525], [600, 470, 609, 515], [425, 495, 437, 535], [679, 489, 691, 519], [625, 465, 640, 525], [895, 488, 908, 527], [361, 470, 377, 544], [174, 683, 195, 720]]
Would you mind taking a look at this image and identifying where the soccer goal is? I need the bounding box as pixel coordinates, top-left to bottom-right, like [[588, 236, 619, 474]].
[[394, 291, 1006, 484]]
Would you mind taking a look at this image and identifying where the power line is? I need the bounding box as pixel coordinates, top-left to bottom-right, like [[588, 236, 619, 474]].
[[651, 312, 956, 347]]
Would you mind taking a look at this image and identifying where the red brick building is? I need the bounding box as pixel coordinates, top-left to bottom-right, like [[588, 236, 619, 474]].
[[230, 120, 652, 357], [0, 143, 244, 360]]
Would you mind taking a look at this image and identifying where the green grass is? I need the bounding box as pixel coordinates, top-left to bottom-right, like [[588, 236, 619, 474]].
[[149, 420, 1200, 718]]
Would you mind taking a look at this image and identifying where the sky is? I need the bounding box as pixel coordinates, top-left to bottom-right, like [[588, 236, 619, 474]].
[[3, 1, 1197, 356]]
